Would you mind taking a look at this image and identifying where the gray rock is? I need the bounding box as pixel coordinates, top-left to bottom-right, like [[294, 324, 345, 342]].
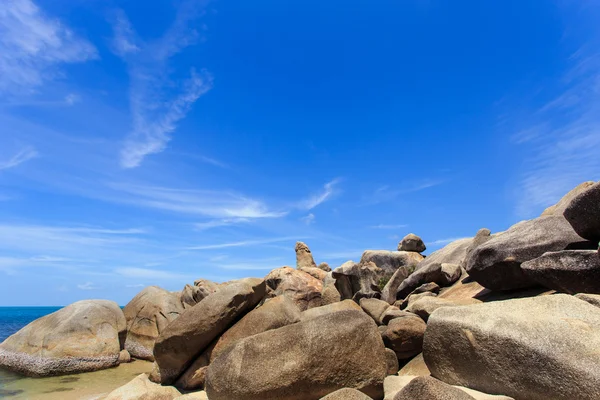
[[265, 267, 323, 311], [333, 261, 383, 301], [462, 229, 492, 268], [360, 297, 393, 325], [542, 181, 596, 216], [398, 233, 427, 253], [154, 278, 266, 384], [393, 376, 476, 400], [318, 262, 332, 272], [399, 291, 437, 310], [563, 181, 600, 241], [385, 348, 399, 375], [123, 286, 187, 361], [406, 297, 474, 322], [321, 388, 374, 400], [396, 263, 462, 300], [423, 294, 600, 400], [381, 266, 411, 304], [361, 250, 423, 277], [0, 300, 126, 377], [465, 216, 590, 291], [296, 241, 318, 270], [205, 310, 387, 400], [381, 313, 426, 360], [381, 308, 415, 325], [522, 250, 600, 294], [416, 238, 473, 272]]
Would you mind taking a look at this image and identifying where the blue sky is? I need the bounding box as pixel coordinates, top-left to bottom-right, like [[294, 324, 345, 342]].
[[1, 0, 599, 306]]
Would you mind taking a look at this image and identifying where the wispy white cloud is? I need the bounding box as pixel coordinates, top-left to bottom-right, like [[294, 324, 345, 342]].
[[111, 4, 214, 168], [0, 146, 38, 170], [77, 282, 97, 290], [194, 218, 250, 230], [0, 0, 98, 95], [298, 178, 342, 210], [115, 267, 190, 281], [513, 44, 600, 217], [187, 236, 301, 251], [427, 237, 469, 247], [108, 183, 287, 219], [301, 213, 315, 225], [363, 180, 445, 205], [125, 283, 145, 288], [369, 224, 408, 229]]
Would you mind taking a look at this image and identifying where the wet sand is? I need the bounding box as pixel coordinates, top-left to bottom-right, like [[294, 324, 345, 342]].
[[0, 360, 153, 400]]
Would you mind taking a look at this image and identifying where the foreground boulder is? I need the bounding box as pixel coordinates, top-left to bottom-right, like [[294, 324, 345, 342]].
[[154, 278, 266, 384], [0, 300, 125, 377], [423, 294, 600, 400], [205, 309, 387, 400], [393, 376, 475, 400], [333, 261, 383, 301], [522, 250, 600, 294], [398, 233, 426, 253], [296, 241, 319, 269], [265, 267, 323, 310], [321, 388, 374, 399], [105, 373, 181, 400], [563, 181, 600, 241], [465, 216, 590, 291], [360, 250, 423, 277], [123, 286, 187, 360], [381, 313, 427, 360]]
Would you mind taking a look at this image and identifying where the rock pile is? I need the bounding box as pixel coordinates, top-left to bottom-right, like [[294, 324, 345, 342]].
[[1, 181, 600, 399]]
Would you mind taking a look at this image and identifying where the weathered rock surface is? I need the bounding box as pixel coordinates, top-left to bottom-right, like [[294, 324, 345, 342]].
[[174, 342, 215, 391], [175, 392, 209, 400], [0, 300, 125, 376], [396, 263, 462, 300], [423, 294, 600, 400], [154, 278, 266, 384], [398, 353, 430, 376], [333, 261, 383, 301], [384, 375, 418, 400], [205, 310, 387, 400], [407, 296, 477, 322], [123, 286, 187, 361], [300, 299, 362, 321], [398, 233, 426, 253], [399, 291, 437, 310], [265, 267, 323, 311], [393, 376, 476, 400], [521, 250, 600, 294], [381, 266, 410, 304], [296, 241, 318, 270], [542, 181, 596, 216], [361, 250, 423, 277], [381, 313, 427, 360], [575, 293, 600, 308], [321, 274, 342, 305], [416, 238, 473, 272], [104, 373, 181, 400], [299, 266, 328, 280], [385, 348, 399, 375], [210, 295, 301, 362], [321, 388, 374, 400], [465, 216, 590, 291], [381, 308, 414, 325], [563, 181, 600, 241], [119, 349, 132, 364], [360, 297, 393, 325], [318, 262, 332, 272]]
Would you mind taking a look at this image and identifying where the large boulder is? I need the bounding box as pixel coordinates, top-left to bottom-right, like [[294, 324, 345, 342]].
[[360, 250, 423, 277], [521, 250, 600, 294], [575, 293, 600, 308], [398, 233, 426, 253], [406, 297, 477, 322], [300, 299, 362, 321], [380, 266, 411, 304], [321, 388, 374, 400], [333, 261, 383, 301], [360, 297, 394, 325], [154, 278, 266, 384], [205, 309, 388, 400], [381, 313, 427, 360], [180, 284, 211, 307], [423, 294, 600, 400], [105, 373, 181, 400], [563, 181, 600, 241], [393, 376, 476, 400], [396, 263, 462, 300], [0, 300, 125, 377], [465, 216, 590, 291], [123, 286, 187, 361], [542, 181, 596, 216], [296, 241, 318, 269], [265, 267, 323, 311], [416, 238, 473, 272], [210, 296, 301, 362]]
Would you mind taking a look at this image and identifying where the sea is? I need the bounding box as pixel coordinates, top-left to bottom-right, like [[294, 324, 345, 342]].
[[0, 307, 152, 400]]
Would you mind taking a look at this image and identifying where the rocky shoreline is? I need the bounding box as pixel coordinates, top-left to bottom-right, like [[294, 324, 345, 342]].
[[1, 181, 599, 400]]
